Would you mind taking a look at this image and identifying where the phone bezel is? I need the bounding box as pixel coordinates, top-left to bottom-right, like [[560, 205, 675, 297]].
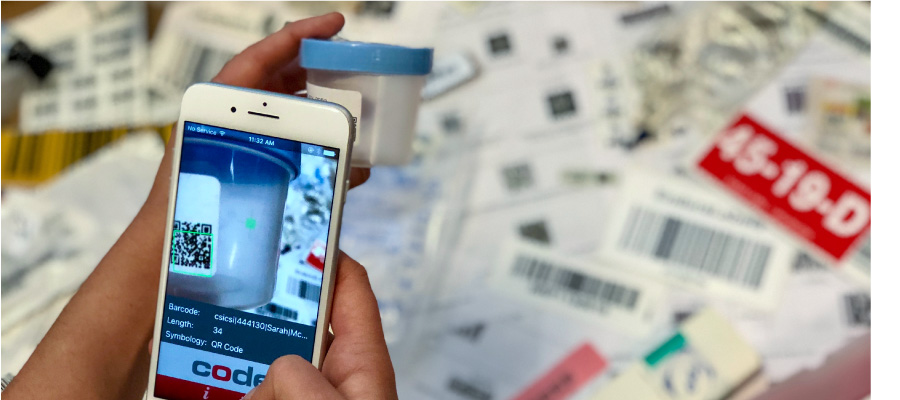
[[146, 82, 354, 399]]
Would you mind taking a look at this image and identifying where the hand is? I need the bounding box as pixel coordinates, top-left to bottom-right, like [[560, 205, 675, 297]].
[[211, 12, 370, 187], [143, 12, 368, 220], [243, 254, 397, 400], [4, 13, 377, 400], [165, 13, 396, 399]]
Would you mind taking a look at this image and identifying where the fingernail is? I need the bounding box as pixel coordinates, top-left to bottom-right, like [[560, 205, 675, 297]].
[[241, 386, 257, 400]]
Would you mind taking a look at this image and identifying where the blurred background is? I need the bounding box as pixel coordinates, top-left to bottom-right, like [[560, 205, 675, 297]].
[[0, 2, 870, 399]]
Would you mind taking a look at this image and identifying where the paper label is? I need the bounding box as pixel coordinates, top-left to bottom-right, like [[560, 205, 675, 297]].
[[644, 334, 722, 400], [511, 343, 607, 400], [492, 240, 664, 335], [591, 309, 761, 400], [171, 173, 220, 277], [599, 170, 793, 309], [17, 3, 151, 133], [306, 82, 362, 137], [696, 114, 870, 262]]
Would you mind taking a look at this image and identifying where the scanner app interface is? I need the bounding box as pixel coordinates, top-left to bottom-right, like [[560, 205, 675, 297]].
[[154, 121, 339, 400]]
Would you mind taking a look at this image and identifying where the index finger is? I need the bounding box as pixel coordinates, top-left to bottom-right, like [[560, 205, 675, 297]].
[[212, 12, 345, 89], [323, 253, 397, 399]]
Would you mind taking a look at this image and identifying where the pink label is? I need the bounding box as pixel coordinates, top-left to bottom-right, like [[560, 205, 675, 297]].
[[511, 343, 607, 400]]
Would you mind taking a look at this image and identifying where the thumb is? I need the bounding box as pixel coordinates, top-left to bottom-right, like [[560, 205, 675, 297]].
[[244, 355, 343, 400]]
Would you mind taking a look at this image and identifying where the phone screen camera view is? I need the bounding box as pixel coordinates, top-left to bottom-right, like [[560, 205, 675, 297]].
[[154, 121, 339, 399]]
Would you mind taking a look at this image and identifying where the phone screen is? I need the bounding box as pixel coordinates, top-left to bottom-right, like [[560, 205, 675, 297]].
[[153, 121, 340, 400]]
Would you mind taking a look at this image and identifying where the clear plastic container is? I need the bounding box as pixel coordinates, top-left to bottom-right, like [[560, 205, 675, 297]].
[[301, 39, 433, 167], [166, 137, 298, 309]]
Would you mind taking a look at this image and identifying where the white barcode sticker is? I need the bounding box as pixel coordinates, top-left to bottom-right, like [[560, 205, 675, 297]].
[[171, 173, 220, 277], [598, 170, 794, 310], [251, 243, 325, 326], [147, 2, 296, 99], [305, 82, 364, 163], [492, 240, 664, 335]]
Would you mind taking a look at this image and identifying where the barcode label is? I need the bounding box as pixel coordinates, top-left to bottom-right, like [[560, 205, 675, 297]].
[[494, 241, 662, 335], [287, 276, 322, 302], [618, 207, 770, 289], [599, 170, 793, 310], [512, 255, 640, 311]]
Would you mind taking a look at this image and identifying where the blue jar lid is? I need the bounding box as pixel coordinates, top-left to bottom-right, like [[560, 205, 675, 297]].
[[300, 38, 433, 76]]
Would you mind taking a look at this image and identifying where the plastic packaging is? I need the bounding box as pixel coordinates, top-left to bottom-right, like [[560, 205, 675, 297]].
[[300, 38, 433, 167]]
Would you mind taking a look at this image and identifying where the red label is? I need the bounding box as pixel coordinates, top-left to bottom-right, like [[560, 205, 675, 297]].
[[697, 114, 870, 261], [511, 343, 607, 400], [155, 374, 246, 400]]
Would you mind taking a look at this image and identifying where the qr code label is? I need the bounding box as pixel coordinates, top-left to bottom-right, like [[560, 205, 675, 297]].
[[171, 220, 214, 276], [547, 91, 577, 119], [502, 163, 534, 191], [171, 173, 220, 277], [488, 32, 512, 57]]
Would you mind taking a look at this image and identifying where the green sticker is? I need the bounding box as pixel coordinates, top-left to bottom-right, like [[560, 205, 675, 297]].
[[246, 218, 256, 229], [644, 332, 686, 367]]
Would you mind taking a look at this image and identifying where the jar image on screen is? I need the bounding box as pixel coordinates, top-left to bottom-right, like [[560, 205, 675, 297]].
[[166, 137, 299, 310]]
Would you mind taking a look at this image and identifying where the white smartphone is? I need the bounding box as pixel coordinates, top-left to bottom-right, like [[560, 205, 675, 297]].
[[146, 83, 354, 400]]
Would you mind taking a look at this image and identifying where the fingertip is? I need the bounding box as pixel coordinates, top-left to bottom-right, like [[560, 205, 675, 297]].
[[240, 386, 257, 400], [349, 168, 371, 189], [326, 11, 346, 26], [284, 11, 345, 37], [269, 354, 316, 375]]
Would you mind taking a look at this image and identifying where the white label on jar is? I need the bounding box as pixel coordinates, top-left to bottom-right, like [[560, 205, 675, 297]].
[[306, 82, 362, 141], [171, 172, 220, 277]]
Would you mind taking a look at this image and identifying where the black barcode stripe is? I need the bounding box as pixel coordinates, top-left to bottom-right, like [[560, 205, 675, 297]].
[[620, 208, 770, 288], [256, 302, 298, 321], [287, 276, 321, 302], [511, 255, 640, 310], [0, 373, 13, 391]]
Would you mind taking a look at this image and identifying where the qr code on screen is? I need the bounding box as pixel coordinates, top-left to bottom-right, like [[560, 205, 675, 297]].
[[172, 220, 213, 271]]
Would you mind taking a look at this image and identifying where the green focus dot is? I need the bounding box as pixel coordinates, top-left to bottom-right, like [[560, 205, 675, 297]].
[[245, 218, 256, 229]]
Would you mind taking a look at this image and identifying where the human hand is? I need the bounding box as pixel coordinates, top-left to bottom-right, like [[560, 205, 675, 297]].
[[209, 11, 370, 187], [141, 12, 369, 222], [150, 13, 395, 398], [241, 253, 397, 400]]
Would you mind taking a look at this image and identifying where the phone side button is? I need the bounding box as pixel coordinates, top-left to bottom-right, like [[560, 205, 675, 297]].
[[342, 179, 350, 203]]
